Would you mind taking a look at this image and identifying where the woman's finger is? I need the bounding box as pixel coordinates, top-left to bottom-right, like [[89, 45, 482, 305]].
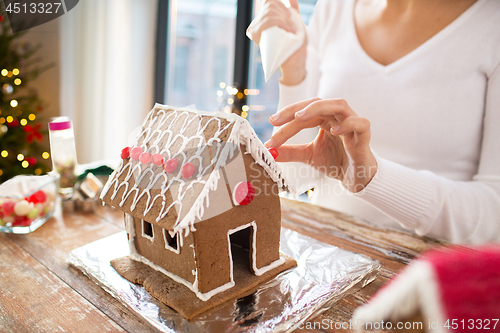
[[265, 117, 322, 148], [269, 97, 321, 126], [330, 116, 370, 136], [274, 144, 312, 163], [294, 99, 357, 122]]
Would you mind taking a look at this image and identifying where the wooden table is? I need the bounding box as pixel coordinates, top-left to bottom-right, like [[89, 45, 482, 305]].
[[0, 198, 447, 332]]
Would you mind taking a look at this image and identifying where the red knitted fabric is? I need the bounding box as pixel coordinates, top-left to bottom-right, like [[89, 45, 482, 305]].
[[425, 247, 500, 333]]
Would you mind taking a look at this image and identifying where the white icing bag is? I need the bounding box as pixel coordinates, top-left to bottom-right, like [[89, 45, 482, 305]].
[[254, 8, 305, 82]]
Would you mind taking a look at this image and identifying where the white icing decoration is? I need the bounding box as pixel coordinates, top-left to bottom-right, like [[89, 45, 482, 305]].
[[99, 104, 297, 234]]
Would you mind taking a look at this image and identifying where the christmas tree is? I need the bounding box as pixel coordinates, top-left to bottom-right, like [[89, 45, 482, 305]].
[[0, 9, 51, 183]]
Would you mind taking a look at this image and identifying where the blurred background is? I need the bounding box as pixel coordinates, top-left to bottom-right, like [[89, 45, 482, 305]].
[[0, 0, 317, 182]]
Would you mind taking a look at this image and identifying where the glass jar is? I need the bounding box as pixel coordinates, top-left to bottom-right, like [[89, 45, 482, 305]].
[[0, 174, 58, 234], [48, 118, 78, 198]]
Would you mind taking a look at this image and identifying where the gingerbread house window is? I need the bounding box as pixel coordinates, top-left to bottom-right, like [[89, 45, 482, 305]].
[[142, 220, 154, 241], [163, 229, 180, 253]]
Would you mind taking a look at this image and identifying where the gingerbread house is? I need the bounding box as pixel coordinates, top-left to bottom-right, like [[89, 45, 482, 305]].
[[101, 104, 296, 318]]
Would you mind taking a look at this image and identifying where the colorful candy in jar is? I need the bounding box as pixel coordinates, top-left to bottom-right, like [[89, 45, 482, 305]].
[[0, 190, 55, 227]]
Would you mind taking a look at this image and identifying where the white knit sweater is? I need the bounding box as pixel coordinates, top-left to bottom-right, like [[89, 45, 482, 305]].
[[277, 0, 500, 243]]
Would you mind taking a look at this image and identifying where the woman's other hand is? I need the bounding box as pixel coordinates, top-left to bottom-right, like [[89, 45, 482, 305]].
[[266, 98, 378, 193], [247, 0, 307, 85]]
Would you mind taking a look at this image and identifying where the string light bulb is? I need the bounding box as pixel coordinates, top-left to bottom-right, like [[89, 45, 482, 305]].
[[14, 78, 21, 85], [10, 100, 18, 107], [1, 150, 8, 158], [20, 119, 27, 126], [1, 69, 7, 76], [21, 161, 29, 168], [242, 105, 250, 112], [219, 82, 226, 89], [12, 68, 19, 75], [42, 152, 50, 159], [6, 116, 13, 123], [35, 168, 42, 175], [17, 153, 24, 161], [29, 114, 36, 121]]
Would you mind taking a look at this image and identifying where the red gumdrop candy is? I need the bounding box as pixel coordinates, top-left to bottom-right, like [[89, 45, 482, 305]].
[[139, 152, 151, 164], [164, 158, 178, 173], [27, 190, 47, 204], [121, 147, 131, 159], [152, 154, 164, 166], [181, 163, 195, 179], [233, 182, 255, 206], [13, 215, 31, 227], [268, 147, 279, 159], [130, 147, 143, 161], [2, 201, 15, 216]]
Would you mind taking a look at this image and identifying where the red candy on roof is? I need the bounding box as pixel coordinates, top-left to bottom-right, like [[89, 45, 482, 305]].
[[152, 154, 164, 166], [139, 152, 151, 164], [121, 147, 131, 159], [130, 147, 142, 161], [164, 158, 178, 173], [181, 163, 195, 179]]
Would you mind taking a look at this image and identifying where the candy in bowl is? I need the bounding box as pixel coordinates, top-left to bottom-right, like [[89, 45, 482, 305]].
[[0, 174, 58, 234]]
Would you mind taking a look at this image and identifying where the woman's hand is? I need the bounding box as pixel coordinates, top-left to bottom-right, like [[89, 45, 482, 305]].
[[265, 98, 378, 193], [247, 0, 308, 85]]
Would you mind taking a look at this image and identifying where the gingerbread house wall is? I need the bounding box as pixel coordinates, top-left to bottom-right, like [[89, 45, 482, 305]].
[[130, 216, 197, 284], [192, 152, 282, 293]]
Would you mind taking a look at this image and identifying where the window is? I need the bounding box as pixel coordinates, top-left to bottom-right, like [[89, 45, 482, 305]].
[[155, 0, 318, 142], [173, 45, 189, 93], [142, 220, 154, 240], [159, 0, 237, 112], [213, 47, 229, 88], [163, 229, 180, 253]]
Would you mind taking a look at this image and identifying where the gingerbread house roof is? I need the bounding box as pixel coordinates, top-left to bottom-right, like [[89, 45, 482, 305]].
[[101, 104, 296, 233]]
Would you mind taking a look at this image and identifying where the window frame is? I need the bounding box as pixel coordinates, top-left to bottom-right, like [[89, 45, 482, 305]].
[[142, 220, 155, 242], [154, 0, 253, 116], [163, 228, 181, 254]]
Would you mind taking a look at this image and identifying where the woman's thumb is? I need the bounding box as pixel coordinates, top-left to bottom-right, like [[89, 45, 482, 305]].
[[289, 0, 300, 12]]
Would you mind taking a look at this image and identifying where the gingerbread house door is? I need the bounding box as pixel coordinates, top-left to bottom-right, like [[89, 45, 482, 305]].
[[228, 224, 253, 273]]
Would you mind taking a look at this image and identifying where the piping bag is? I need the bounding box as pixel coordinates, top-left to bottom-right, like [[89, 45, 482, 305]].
[[248, 4, 306, 82]]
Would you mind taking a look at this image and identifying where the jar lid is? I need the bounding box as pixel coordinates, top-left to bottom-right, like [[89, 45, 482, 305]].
[[49, 120, 72, 131]]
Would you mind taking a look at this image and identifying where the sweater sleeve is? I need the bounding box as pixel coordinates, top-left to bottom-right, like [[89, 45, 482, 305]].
[[354, 63, 500, 244]]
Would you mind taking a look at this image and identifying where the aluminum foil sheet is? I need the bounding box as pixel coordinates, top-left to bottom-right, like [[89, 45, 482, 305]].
[[67, 228, 380, 332]]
